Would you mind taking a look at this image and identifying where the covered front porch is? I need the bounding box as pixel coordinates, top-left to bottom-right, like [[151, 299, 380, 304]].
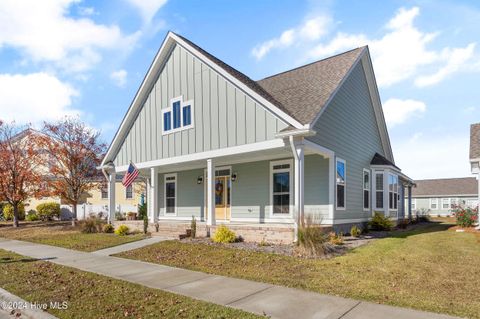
[[104, 138, 335, 241]]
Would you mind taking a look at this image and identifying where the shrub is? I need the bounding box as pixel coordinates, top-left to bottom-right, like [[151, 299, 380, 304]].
[[369, 211, 393, 231], [143, 213, 148, 234], [3, 203, 25, 221], [115, 225, 130, 236], [26, 210, 39, 221], [397, 219, 409, 229], [36, 202, 60, 221], [138, 202, 147, 220], [329, 232, 344, 245], [191, 216, 197, 238], [212, 225, 236, 243], [350, 225, 361, 237], [416, 208, 430, 223], [79, 217, 105, 233], [115, 211, 126, 221], [452, 206, 478, 228], [103, 223, 114, 233], [297, 215, 329, 256]]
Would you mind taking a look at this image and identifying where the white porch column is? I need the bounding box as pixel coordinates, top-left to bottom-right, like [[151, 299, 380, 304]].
[[328, 155, 335, 221], [150, 167, 158, 223], [108, 173, 116, 223], [294, 143, 305, 226], [207, 158, 215, 226]]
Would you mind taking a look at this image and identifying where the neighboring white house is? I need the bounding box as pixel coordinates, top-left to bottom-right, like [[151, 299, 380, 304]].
[[469, 123, 480, 227], [100, 32, 414, 242], [405, 177, 478, 217]]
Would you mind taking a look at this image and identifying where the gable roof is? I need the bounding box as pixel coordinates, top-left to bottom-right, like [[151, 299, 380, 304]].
[[470, 123, 480, 160], [412, 177, 478, 197], [257, 48, 365, 125], [371, 152, 399, 169], [101, 32, 392, 167]]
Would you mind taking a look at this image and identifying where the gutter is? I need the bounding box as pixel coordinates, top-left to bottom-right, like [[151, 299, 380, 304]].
[[275, 128, 316, 139]]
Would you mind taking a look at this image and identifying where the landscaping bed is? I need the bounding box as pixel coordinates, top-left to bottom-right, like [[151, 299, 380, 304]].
[[0, 249, 259, 319], [0, 221, 147, 252], [118, 221, 480, 319]]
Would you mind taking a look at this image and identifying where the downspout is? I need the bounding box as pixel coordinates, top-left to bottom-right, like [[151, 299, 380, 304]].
[[289, 136, 299, 242]]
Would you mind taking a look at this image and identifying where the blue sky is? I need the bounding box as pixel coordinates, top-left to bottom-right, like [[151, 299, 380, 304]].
[[0, 0, 479, 179]]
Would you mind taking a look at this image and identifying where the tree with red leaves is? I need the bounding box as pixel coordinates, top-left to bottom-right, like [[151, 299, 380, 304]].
[[41, 118, 106, 225], [0, 121, 46, 227]]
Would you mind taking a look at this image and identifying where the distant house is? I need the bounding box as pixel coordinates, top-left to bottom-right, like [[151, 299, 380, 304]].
[[407, 178, 478, 216], [100, 32, 414, 242], [470, 123, 480, 225]]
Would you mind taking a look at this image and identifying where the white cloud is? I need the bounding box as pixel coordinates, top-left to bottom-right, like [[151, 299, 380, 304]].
[[110, 69, 128, 87], [0, 72, 80, 125], [78, 6, 96, 16], [394, 133, 471, 179], [415, 43, 476, 87], [0, 0, 140, 72], [252, 16, 332, 60], [383, 98, 426, 127], [126, 0, 168, 24]]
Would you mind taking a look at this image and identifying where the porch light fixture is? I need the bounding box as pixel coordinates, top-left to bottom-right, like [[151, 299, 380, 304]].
[[231, 173, 238, 182], [197, 176, 203, 184]]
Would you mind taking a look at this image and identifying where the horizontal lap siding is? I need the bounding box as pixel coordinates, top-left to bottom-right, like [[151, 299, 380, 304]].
[[113, 44, 288, 167], [307, 61, 384, 221], [304, 155, 330, 220], [413, 196, 478, 215]]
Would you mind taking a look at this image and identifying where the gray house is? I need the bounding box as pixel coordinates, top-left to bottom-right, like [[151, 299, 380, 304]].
[[100, 32, 414, 243], [470, 123, 480, 226], [406, 177, 478, 217]]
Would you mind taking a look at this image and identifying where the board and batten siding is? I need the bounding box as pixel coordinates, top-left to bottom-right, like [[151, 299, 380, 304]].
[[307, 60, 385, 221], [113, 44, 288, 167]]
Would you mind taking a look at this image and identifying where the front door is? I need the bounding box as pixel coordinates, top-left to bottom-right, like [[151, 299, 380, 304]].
[[215, 176, 231, 220]]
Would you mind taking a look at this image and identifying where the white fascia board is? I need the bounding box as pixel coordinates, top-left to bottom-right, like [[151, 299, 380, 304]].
[[101, 34, 175, 167], [115, 139, 287, 172], [275, 128, 316, 139], [170, 33, 305, 130]]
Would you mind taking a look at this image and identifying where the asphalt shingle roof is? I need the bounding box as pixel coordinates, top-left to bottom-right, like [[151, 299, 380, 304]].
[[412, 177, 478, 197], [470, 123, 480, 159], [175, 32, 365, 125]]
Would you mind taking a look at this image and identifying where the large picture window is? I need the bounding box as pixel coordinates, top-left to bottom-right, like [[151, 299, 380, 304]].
[[165, 174, 177, 215], [336, 158, 346, 209], [270, 161, 292, 215], [375, 172, 384, 209], [363, 169, 370, 210], [388, 174, 398, 210]]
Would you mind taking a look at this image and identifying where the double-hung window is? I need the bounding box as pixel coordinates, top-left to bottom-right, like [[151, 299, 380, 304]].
[[388, 174, 398, 210], [271, 161, 292, 215], [442, 198, 450, 209], [375, 172, 384, 209], [165, 174, 177, 215], [162, 96, 194, 134], [411, 199, 416, 211], [430, 198, 438, 210], [363, 169, 370, 210], [336, 158, 346, 209], [125, 185, 133, 199], [101, 188, 108, 199]]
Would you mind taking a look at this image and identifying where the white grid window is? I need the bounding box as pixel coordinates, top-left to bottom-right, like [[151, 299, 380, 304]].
[[430, 198, 438, 210], [363, 169, 370, 210]]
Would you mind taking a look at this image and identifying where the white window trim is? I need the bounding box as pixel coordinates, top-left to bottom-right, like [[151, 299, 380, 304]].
[[161, 96, 195, 135], [388, 173, 399, 212], [363, 168, 371, 211], [335, 157, 346, 210], [374, 171, 384, 211], [101, 188, 108, 200], [442, 198, 450, 210], [164, 173, 177, 216], [411, 199, 416, 211], [269, 159, 293, 218], [125, 184, 133, 200], [430, 198, 438, 210]]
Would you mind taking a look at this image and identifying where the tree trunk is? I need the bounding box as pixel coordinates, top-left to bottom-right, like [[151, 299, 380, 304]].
[[71, 203, 77, 226], [12, 204, 19, 228]]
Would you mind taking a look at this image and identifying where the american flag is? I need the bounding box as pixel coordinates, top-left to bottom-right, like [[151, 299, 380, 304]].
[[122, 163, 139, 188]]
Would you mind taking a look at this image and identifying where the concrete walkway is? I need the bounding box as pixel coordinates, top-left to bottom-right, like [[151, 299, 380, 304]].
[[0, 238, 459, 319], [0, 287, 58, 319], [92, 236, 171, 256]]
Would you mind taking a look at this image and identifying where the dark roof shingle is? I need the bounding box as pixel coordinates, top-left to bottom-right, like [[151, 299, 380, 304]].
[[175, 32, 365, 125], [412, 177, 478, 197], [370, 152, 399, 169], [470, 123, 480, 159]]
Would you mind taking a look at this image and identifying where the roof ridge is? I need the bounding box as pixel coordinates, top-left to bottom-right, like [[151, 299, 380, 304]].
[[416, 177, 476, 181], [257, 46, 367, 82]]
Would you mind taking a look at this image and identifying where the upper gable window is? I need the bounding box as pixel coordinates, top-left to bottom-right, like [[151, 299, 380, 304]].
[[162, 96, 194, 135]]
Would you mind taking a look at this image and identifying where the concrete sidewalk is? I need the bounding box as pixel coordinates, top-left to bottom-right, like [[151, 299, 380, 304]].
[[0, 238, 459, 319], [92, 236, 171, 256]]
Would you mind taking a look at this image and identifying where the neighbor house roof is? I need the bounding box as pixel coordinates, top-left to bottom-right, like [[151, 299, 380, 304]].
[[470, 123, 480, 160], [412, 177, 478, 197], [257, 48, 365, 124]]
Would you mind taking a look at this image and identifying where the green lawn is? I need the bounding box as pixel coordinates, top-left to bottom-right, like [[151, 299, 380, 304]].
[[118, 222, 480, 319], [0, 249, 259, 319], [0, 221, 146, 252]]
